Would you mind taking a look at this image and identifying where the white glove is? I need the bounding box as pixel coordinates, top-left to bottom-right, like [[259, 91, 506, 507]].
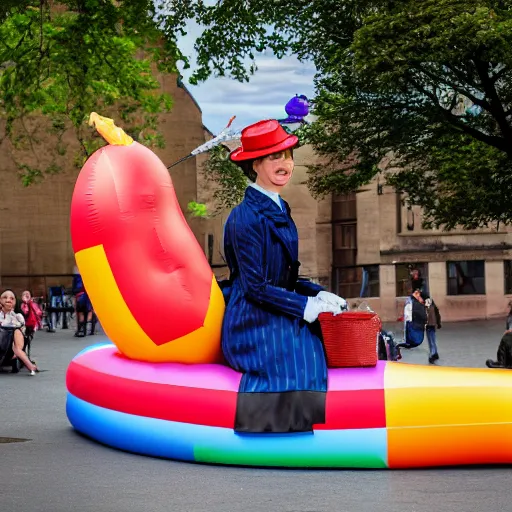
[[317, 291, 347, 311], [303, 296, 342, 323]]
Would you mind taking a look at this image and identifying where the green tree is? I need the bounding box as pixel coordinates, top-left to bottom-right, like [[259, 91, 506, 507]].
[[0, 0, 193, 184], [200, 145, 248, 213], [174, 0, 512, 229]]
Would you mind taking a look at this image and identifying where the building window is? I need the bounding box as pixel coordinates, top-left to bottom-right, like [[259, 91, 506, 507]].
[[332, 193, 356, 222], [504, 261, 512, 295], [333, 222, 357, 267], [447, 261, 485, 295], [333, 265, 380, 299], [395, 263, 429, 297]]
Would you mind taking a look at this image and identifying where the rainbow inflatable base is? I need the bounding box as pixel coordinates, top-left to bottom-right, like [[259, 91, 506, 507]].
[[66, 343, 512, 469]]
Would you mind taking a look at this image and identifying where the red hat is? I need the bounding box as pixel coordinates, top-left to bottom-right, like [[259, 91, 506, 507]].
[[230, 119, 298, 162]]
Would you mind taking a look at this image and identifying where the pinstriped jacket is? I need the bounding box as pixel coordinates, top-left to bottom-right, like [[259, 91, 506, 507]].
[[221, 186, 328, 394]]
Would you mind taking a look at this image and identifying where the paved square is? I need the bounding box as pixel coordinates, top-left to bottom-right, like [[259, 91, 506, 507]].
[[1, 320, 511, 512]]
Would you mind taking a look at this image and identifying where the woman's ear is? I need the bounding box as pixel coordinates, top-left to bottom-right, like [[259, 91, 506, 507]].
[[252, 158, 262, 175]]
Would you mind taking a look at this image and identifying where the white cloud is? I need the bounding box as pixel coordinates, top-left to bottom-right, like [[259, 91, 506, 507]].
[[176, 23, 317, 134]]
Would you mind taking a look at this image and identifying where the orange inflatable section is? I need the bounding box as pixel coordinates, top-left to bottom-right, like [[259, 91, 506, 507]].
[[385, 363, 512, 468], [70, 115, 224, 363]]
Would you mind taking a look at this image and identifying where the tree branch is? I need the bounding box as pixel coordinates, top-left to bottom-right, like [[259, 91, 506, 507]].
[[490, 65, 510, 83], [416, 64, 491, 111], [409, 76, 511, 156], [473, 57, 512, 144]]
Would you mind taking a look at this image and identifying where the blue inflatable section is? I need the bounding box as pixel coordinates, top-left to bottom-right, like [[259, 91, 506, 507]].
[[72, 342, 115, 359], [67, 393, 388, 467]]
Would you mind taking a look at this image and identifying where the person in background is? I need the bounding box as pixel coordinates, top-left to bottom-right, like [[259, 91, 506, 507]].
[[0, 289, 38, 374], [20, 290, 43, 349], [486, 333, 512, 369], [398, 289, 426, 349], [424, 296, 441, 364], [410, 268, 425, 294], [486, 302, 512, 369], [72, 267, 96, 337]]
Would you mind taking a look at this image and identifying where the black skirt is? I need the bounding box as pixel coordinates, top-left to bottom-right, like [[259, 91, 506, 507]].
[[235, 390, 326, 433]]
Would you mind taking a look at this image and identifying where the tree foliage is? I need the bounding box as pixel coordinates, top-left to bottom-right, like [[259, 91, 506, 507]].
[[174, 0, 512, 229], [0, 0, 192, 184], [200, 145, 247, 213]]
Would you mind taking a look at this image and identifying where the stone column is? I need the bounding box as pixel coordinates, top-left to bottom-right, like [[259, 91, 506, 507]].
[[485, 261, 507, 319], [379, 264, 396, 322], [428, 262, 447, 307]]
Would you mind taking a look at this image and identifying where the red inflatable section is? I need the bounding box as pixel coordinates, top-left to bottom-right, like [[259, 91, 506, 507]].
[[70, 143, 212, 345]]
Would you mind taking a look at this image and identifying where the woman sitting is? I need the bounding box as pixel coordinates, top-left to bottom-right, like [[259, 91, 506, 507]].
[[0, 289, 38, 375], [221, 120, 346, 434], [486, 302, 512, 369]]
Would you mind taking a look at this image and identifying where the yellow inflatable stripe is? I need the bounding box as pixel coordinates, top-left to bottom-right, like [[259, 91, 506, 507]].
[[385, 363, 512, 427], [75, 245, 225, 364]]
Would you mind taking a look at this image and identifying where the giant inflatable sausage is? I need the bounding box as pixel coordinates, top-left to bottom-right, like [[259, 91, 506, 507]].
[[70, 113, 224, 363]]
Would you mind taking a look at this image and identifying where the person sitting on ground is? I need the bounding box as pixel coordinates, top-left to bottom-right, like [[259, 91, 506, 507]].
[[398, 289, 426, 349], [486, 303, 512, 369], [0, 289, 38, 374], [486, 333, 512, 369]]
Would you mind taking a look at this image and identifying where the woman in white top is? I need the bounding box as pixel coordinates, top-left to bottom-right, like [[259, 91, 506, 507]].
[[0, 289, 38, 374]]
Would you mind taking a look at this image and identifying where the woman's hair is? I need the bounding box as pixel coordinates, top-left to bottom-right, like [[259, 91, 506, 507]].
[[236, 159, 257, 182], [1, 288, 16, 298]]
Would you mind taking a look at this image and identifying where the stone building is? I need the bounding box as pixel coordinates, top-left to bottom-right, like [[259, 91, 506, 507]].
[[331, 177, 512, 322]]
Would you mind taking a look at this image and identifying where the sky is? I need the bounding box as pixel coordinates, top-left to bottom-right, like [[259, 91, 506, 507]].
[[176, 24, 317, 135]]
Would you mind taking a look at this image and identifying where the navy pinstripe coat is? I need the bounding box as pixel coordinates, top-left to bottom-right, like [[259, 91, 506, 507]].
[[221, 186, 328, 396]]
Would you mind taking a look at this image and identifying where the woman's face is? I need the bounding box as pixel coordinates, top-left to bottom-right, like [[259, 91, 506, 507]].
[[1, 291, 16, 312], [253, 149, 294, 192], [22, 291, 31, 303]]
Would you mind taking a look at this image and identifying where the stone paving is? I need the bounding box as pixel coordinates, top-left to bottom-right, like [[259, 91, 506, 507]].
[[1, 319, 511, 512]]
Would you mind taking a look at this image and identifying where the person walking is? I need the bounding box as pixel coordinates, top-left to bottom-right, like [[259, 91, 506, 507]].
[[424, 296, 441, 364]]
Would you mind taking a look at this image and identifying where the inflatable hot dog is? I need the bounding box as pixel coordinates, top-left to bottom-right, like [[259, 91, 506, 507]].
[[67, 114, 512, 469], [70, 114, 224, 363]]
